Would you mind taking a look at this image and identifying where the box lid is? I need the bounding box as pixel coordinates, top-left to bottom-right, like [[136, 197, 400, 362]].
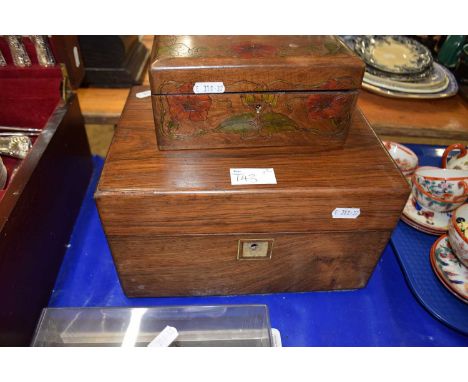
[[149, 36, 365, 94], [95, 87, 410, 237]]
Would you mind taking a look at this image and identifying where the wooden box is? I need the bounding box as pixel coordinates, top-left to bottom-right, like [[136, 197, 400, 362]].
[[95, 87, 410, 297], [149, 36, 364, 150], [0, 37, 93, 345]]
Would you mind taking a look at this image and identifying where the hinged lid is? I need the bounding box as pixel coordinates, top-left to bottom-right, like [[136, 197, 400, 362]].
[[150, 36, 365, 95]]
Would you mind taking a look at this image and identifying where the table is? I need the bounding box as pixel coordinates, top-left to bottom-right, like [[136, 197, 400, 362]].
[[48, 147, 468, 346], [357, 92, 468, 145]]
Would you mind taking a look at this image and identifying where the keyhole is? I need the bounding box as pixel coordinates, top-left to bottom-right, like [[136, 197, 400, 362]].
[[250, 243, 258, 251], [255, 105, 262, 114]]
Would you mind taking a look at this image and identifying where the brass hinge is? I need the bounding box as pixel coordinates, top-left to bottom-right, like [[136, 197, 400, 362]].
[[59, 63, 72, 102]]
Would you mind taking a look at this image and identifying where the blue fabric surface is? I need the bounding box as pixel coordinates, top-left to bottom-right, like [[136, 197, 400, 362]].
[[48, 154, 468, 346]]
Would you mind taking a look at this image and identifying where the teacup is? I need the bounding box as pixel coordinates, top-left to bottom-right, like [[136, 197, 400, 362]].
[[448, 203, 468, 267], [411, 167, 468, 212], [383, 141, 418, 176], [442, 143, 468, 170]]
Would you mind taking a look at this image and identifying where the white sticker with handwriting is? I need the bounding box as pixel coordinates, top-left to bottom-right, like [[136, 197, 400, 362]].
[[193, 82, 225, 94], [230, 168, 277, 186], [135, 90, 151, 98], [332, 208, 361, 219]]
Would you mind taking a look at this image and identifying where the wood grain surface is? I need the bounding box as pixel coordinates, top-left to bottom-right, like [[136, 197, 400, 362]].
[[150, 36, 364, 94], [77, 87, 129, 124], [95, 87, 410, 297], [110, 232, 390, 297], [357, 91, 468, 141]]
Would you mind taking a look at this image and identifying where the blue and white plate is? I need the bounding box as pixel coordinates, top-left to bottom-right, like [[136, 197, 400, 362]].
[[355, 36, 433, 75]]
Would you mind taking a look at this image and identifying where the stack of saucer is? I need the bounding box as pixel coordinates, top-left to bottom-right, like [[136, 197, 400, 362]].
[[351, 36, 458, 99], [401, 195, 452, 235]]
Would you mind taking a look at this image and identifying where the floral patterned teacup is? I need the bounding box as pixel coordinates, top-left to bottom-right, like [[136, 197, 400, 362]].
[[448, 203, 468, 267], [442, 143, 468, 170], [411, 167, 468, 212], [383, 141, 418, 176]]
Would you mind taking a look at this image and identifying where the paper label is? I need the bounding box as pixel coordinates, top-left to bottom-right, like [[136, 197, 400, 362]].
[[193, 82, 225, 94], [147, 326, 179, 347], [72, 46, 80, 68], [332, 208, 361, 219], [135, 90, 151, 99], [230, 168, 277, 185]]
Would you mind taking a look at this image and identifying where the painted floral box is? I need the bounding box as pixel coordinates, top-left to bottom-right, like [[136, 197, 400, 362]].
[[149, 35, 365, 150]]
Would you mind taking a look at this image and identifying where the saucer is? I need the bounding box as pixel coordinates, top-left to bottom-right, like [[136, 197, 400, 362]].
[[402, 195, 451, 235], [401, 214, 446, 235], [430, 235, 468, 303]]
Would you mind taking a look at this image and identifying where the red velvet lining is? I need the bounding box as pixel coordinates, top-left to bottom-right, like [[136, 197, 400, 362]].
[[0, 36, 62, 199]]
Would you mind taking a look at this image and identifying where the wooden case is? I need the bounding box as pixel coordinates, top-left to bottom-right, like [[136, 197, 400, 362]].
[[95, 87, 410, 297], [0, 95, 93, 345], [149, 36, 365, 150], [0, 36, 93, 345]]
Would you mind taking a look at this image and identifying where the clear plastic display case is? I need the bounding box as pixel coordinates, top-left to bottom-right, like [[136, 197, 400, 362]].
[[32, 305, 274, 347]]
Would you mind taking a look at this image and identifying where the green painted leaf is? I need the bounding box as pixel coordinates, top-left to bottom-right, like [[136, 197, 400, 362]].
[[260, 112, 298, 133], [218, 113, 256, 133]]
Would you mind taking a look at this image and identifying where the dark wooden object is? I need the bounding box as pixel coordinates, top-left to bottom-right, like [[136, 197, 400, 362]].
[[150, 35, 364, 150], [79, 36, 149, 88], [0, 94, 93, 346], [50, 36, 85, 89], [95, 87, 410, 297]]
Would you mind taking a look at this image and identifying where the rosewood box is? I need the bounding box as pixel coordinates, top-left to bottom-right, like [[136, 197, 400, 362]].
[[149, 36, 364, 150], [95, 87, 410, 297]]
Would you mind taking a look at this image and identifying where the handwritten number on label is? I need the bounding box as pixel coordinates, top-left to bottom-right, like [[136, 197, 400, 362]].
[[237, 174, 258, 183], [193, 82, 225, 94], [230, 168, 276, 185], [332, 208, 360, 219]]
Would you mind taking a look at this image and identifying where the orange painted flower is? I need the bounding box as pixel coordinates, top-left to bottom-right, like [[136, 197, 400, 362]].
[[167, 83, 212, 122], [306, 94, 349, 119], [231, 42, 277, 58]]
